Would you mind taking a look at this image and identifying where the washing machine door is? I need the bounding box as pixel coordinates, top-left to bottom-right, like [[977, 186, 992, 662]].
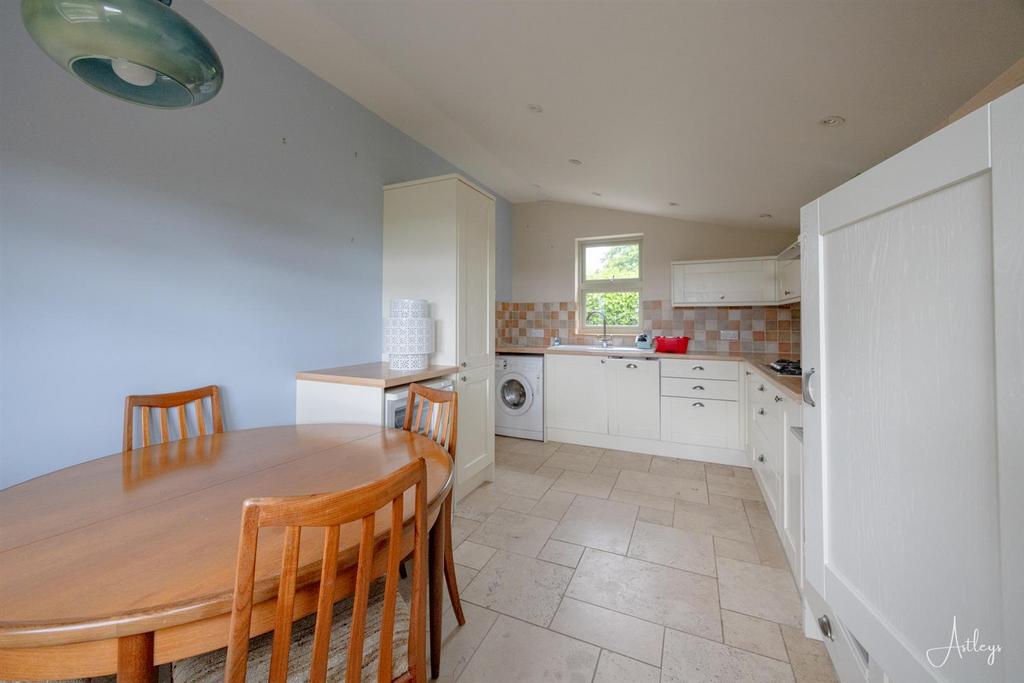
[[497, 371, 534, 416]]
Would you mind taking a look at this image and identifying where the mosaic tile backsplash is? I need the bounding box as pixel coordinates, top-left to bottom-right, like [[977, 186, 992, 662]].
[[497, 300, 800, 355]]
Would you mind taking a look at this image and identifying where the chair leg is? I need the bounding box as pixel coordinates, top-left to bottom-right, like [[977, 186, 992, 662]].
[[442, 492, 466, 626]]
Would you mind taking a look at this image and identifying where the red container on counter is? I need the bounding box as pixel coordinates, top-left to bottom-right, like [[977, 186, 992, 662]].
[[654, 336, 690, 353]]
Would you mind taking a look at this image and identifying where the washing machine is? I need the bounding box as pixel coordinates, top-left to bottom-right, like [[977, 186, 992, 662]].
[[495, 353, 544, 440]]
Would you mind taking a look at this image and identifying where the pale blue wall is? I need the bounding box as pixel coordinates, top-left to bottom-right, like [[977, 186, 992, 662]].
[[0, 0, 512, 487]]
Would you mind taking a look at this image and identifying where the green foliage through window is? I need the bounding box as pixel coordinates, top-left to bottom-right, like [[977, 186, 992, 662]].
[[584, 243, 640, 281], [585, 291, 640, 327]]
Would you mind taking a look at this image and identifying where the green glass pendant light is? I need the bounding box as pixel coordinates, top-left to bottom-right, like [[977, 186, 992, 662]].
[[21, 0, 223, 108]]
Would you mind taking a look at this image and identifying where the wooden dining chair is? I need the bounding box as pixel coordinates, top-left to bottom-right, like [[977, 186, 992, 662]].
[[401, 383, 465, 626], [172, 457, 428, 683], [123, 385, 224, 451]]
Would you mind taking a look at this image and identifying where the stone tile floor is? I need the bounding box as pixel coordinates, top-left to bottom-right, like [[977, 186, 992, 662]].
[[434, 436, 839, 682]]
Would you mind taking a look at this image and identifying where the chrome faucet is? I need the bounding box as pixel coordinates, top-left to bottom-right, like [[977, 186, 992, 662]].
[[586, 310, 613, 348]]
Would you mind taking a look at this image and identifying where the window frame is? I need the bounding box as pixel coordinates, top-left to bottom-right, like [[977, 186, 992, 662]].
[[576, 235, 644, 334]]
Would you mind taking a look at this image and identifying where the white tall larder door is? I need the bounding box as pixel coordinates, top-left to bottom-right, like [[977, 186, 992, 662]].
[[456, 180, 495, 371], [803, 88, 1023, 683]]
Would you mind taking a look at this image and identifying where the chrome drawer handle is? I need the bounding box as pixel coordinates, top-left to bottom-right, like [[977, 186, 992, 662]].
[[692, 385, 705, 391], [774, 395, 783, 403], [460, 376, 467, 382], [758, 408, 765, 416], [692, 402, 705, 408], [757, 454, 766, 463], [693, 365, 705, 371], [818, 615, 833, 641], [784, 289, 792, 296], [758, 384, 766, 392], [626, 363, 638, 369]]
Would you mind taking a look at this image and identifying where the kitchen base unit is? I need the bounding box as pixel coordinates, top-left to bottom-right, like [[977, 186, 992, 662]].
[[544, 352, 749, 468]]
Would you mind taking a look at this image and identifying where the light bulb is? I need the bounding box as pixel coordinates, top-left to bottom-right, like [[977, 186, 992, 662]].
[[111, 58, 157, 87]]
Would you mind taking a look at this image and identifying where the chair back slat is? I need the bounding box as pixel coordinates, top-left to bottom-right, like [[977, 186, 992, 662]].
[[141, 408, 152, 447], [377, 494, 404, 683], [178, 404, 188, 442], [196, 398, 208, 436], [343, 517, 375, 682], [310, 524, 342, 683], [268, 526, 301, 682], [123, 385, 223, 451], [224, 458, 428, 683], [402, 383, 458, 458]]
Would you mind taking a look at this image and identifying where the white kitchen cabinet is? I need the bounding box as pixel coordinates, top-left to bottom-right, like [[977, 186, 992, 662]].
[[545, 354, 608, 435], [606, 358, 660, 439], [456, 365, 495, 489], [661, 397, 740, 449], [661, 377, 738, 402], [384, 174, 496, 500], [776, 257, 800, 303], [661, 358, 739, 382], [456, 180, 496, 371], [801, 86, 1022, 682], [747, 378, 783, 522], [671, 257, 776, 306], [781, 400, 802, 585]]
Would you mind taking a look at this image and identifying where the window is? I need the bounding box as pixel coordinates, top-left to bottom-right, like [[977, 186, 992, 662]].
[[577, 236, 642, 333]]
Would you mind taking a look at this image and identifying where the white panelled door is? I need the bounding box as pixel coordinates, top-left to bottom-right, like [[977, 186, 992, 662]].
[[802, 87, 1023, 683], [606, 357, 660, 439], [456, 180, 495, 371], [545, 354, 608, 434]]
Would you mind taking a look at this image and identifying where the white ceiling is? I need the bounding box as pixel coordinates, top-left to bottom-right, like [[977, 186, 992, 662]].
[[207, 0, 1024, 229]]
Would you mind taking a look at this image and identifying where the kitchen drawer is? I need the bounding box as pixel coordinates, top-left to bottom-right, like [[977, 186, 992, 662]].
[[661, 396, 740, 449], [662, 377, 739, 401], [751, 400, 783, 446], [661, 358, 739, 382], [748, 375, 774, 404]]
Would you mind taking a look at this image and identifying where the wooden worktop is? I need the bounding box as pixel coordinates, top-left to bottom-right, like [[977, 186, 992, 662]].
[[495, 345, 545, 355], [296, 362, 458, 388], [502, 344, 803, 401]]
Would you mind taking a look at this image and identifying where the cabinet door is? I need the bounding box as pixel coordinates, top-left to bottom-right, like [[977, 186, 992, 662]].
[[749, 420, 779, 520], [672, 259, 776, 305], [781, 398, 802, 584], [606, 358, 660, 439], [661, 397, 739, 449], [456, 364, 495, 487], [776, 259, 800, 302], [803, 96, 1021, 682], [457, 181, 495, 371], [545, 355, 608, 434]]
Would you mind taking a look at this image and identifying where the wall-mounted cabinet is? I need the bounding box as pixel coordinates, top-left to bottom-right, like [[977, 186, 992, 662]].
[[776, 258, 801, 303], [671, 241, 801, 307], [671, 258, 777, 306]]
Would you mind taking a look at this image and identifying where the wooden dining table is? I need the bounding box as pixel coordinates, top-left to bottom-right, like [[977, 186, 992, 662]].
[[0, 424, 454, 681]]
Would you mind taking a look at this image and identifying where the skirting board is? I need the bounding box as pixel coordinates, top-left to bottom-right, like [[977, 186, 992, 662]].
[[545, 427, 749, 468], [454, 463, 494, 505], [495, 425, 544, 441]]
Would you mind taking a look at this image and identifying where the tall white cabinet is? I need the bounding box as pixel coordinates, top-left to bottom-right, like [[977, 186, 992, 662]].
[[383, 174, 496, 501], [801, 86, 1022, 683]]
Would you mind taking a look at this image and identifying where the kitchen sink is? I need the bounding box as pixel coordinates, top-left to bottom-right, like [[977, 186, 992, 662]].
[[548, 344, 650, 354]]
